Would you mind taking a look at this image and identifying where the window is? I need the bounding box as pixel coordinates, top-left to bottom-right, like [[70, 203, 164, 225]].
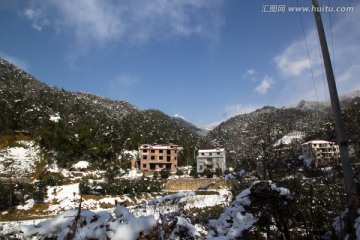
[[159, 150, 163, 153], [167, 156, 171, 161], [143, 164, 147, 168], [217, 152, 220, 155], [201, 153, 205, 156], [209, 153, 212, 156], [159, 156, 163, 160], [143, 149, 147, 153], [151, 156, 155, 160], [143, 156, 147, 160], [150, 164, 155, 170], [159, 164, 163, 168], [151, 149, 155, 153], [167, 150, 171, 155]]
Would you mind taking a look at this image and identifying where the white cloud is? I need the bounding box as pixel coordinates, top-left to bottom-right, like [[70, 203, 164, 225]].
[[200, 121, 222, 130], [23, 8, 49, 31], [242, 69, 257, 81], [254, 76, 274, 94], [274, 42, 311, 78], [24, 8, 38, 19], [23, 0, 224, 57], [223, 104, 259, 119], [112, 74, 139, 87], [0, 52, 29, 71], [199, 103, 260, 130], [107, 73, 139, 99], [273, 2, 360, 105]]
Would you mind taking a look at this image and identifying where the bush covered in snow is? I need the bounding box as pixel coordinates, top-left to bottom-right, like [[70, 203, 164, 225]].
[[207, 181, 293, 239], [7, 205, 156, 240]]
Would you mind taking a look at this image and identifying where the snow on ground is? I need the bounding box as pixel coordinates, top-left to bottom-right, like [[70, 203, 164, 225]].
[[11, 182, 231, 218], [46, 184, 139, 214], [47, 184, 82, 213], [72, 160, 90, 169], [0, 141, 40, 178], [131, 189, 231, 220], [46, 162, 69, 175], [49, 113, 61, 122], [7, 206, 156, 240], [123, 168, 143, 179], [1, 184, 231, 238], [121, 150, 138, 159], [274, 131, 305, 146], [15, 199, 35, 211]]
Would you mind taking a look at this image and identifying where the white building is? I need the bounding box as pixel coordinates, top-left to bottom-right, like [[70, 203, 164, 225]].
[[301, 140, 339, 164], [196, 147, 226, 173]]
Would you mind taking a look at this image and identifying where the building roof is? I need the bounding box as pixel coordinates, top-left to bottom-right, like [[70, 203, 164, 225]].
[[198, 146, 225, 152], [301, 140, 336, 145], [138, 144, 180, 149], [198, 146, 224, 150]]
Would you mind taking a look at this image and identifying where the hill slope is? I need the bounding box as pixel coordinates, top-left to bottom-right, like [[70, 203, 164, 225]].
[[0, 58, 208, 166], [207, 105, 328, 163]]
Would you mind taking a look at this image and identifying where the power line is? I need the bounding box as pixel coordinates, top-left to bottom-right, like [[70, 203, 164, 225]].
[[316, 24, 329, 103], [296, 0, 319, 102], [328, 0, 336, 75]]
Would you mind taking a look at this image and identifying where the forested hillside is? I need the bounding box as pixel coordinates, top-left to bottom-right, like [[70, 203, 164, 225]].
[[0, 58, 208, 167], [1, 57, 360, 239]]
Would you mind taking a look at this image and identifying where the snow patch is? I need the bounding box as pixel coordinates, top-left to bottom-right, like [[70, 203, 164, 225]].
[[0, 141, 40, 178], [9, 206, 156, 240], [72, 161, 90, 169], [173, 113, 189, 122], [49, 113, 61, 122]]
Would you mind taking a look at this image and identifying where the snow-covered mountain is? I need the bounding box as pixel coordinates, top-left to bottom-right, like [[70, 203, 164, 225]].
[[1, 57, 359, 168], [172, 114, 209, 136], [284, 99, 329, 111], [0, 58, 208, 165]]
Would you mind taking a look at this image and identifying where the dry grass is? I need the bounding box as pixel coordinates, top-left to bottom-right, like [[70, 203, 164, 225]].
[[0, 131, 32, 150], [82, 194, 104, 201], [165, 178, 234, 191], [0, 202, 53, 221]]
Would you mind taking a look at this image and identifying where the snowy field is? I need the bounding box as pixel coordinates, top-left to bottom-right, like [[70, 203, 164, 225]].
[[0, 140, 40, 178], [0, 185, 231, 238]]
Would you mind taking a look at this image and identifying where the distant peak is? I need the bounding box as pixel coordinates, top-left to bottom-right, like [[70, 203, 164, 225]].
[[173, 114, 188, 122]]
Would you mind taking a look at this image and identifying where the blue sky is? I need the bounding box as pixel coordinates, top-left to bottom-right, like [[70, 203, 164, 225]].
[[1, 0, 359, 128]]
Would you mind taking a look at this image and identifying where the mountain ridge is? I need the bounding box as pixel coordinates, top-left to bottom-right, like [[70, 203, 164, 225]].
[[2, 57, 360, 167]]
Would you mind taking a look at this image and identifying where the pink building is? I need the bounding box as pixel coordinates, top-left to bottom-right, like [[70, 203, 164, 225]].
[[139, 144, 181, 171]]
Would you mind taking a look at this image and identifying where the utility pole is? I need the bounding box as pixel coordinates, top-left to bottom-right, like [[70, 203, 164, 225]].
[[312, 0, 357, 235]]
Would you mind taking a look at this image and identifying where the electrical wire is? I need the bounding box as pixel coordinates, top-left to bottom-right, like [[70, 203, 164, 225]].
[[296, 0, 319, 102], [316, 24, 329, 103], [328, 0, 336, 75]]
